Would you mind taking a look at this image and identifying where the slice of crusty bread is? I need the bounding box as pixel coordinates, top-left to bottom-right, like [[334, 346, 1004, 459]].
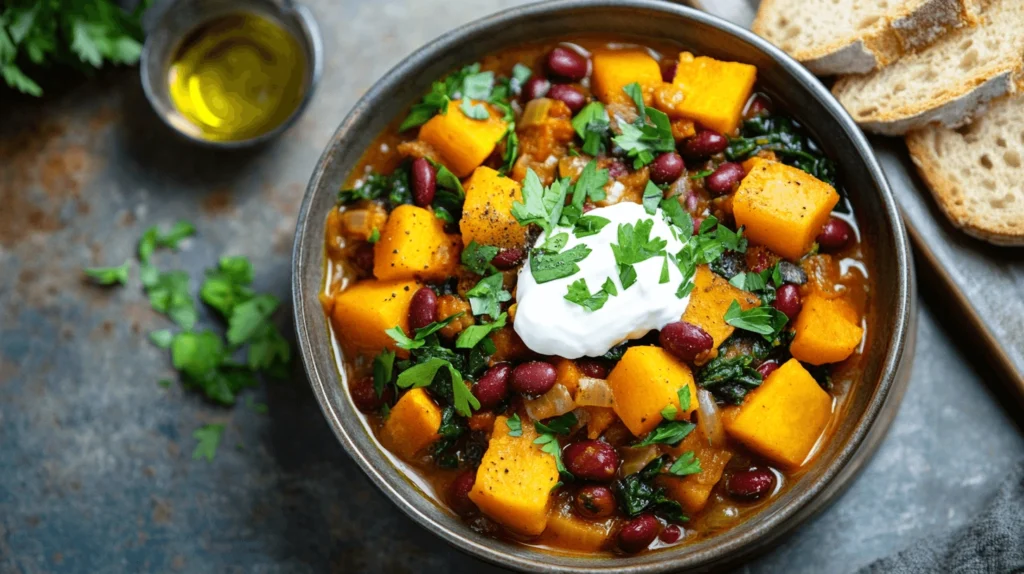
[[906, 95, 1024, 245], [752, 0, 976, 76], [832, 0, 1024, 136]]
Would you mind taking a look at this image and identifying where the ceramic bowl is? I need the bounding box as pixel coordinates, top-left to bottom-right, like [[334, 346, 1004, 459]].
[[291, 1, 916, 571]]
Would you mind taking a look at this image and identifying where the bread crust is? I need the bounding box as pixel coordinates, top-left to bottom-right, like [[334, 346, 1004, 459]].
[[753, 0, 972, 75], [906, 119, 1024, 245]]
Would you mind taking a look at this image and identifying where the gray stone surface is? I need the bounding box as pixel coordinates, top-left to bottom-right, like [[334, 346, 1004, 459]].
[[1, 1, 1022, 573]]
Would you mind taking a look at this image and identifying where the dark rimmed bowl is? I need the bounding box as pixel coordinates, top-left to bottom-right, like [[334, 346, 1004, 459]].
[[291, 1, 916, 571]]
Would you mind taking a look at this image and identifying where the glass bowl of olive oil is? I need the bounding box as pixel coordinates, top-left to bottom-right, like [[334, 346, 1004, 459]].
[[141, 0, 322, 147]]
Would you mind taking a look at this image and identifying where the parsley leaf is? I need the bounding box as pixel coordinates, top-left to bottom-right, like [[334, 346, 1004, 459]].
[[534, 412, 577, 435], [398, 63, 484, 131], [668, 451, 702, 476], [386, 312, 464, 350], [561, 160, 609, 227], [226, 294, 279, 346], [618, 263, 638, 290], [512, 169, 570, 234], [397, 358, 478, 416], [511, 63, 532, 88], [506, 413, 523, 437], [659, 197, 693, 241], [612, 83, 675, 169], [84, 259, 131, 285], [460, 70, 494, 100], [200, 256, 254, 318], [723, 300, 789, 341], [466, 273, 511, 319], [455, 312, 507, 349], [614, 455, 687, 522], [564, 277, 614, 311], [337, 165, 412, 208], [602, 277, 618, 296], [146, 270, 196, 330], [138, 221, 195, 263], [459, 99, 490, 120], [192, 424, 224, 462], [529, 244, 592, 283], [642, 181, 663, 215], [636, 420, 696, 446], [372, 349, 396, 398], [571, 101, 610, 157], [573, 215, 610, 238], [611, 218, 668, 287], [678, 386, 692, 411], [461, 241, 499, 276], [689, 169, 714, 179]]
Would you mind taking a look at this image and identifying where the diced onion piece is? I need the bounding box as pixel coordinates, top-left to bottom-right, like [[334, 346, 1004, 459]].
[[520, 98, 554, 128], [618, 445, 660, 477], [524, 383, 575, 421], [697, 389, 727, 449], [575, 376, 614, 408]]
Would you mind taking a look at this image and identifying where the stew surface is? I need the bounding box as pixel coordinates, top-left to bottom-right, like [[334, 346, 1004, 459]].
[[321, 36, 871, 556]]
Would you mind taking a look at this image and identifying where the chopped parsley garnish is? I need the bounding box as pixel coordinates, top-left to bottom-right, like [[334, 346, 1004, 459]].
[[455, 312, 507, 349], [659, 197, 693, 241], [564, 277, 615, 311], [459, 99, 490, 120], [642, 181, 663, 215], [636, 419, 696, 447], [573, 215, 611, 238], [561, 160, 609, 226], [84, 259, 131, 286], [461, 241, 500, 276], [386, 313, 464, 350], [612, 83, 675, 169], [529, 244, 592, 284], [534, 432, 570, 476], [398, 63, 480, 131], [144, 269, 196, 330], [723, 300, 789, 341], [511, 63, 532, 89], [535, 412, 577, 435], [395, 357, 479, 417], [465, 273, 511, 319], [460, 70, 495, 100], [506, 413, 523, 437], [192, 424, 224, 462], [668, 451, 702, 477], [512, 169, 569, 234], [149, 329, 174, 349], [540, 232, 569, 253], [372, 349, 396, 398], [571, 101, 610, 156], [610, 218, 668, 290], [689, 169, 714, 180], [337, 164, 412, 208], [138, 221, 196, 263]]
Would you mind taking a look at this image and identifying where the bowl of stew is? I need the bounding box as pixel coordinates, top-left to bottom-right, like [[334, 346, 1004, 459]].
[[292, 1, 916, 570]]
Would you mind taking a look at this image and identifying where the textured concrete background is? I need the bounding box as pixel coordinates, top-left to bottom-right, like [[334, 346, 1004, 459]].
[[1, 1, 1022, 573]]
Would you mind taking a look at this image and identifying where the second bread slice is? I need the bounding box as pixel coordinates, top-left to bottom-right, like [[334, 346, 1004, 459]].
[[832, 0, 1024, 135], [906, 94, 1024, 245]]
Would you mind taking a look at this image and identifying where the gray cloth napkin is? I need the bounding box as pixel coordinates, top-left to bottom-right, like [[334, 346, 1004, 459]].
[[858, 462, 1024, 574]]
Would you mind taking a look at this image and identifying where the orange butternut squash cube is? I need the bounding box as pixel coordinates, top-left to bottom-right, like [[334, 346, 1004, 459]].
[[381, 388, 442, 460], [606, 347, 697, 437], [682, 265, 760, 362], [469, 415, 559, 536], [584, 406, 617, 439], [544, 507, 615, 551], [554, 358, 582, 397], [790, 294, 864, 365], [671, 52, 757, 133], [330, 279, 420, 356], [373, 204, 460, 281], [733, 159, 840, 260], [724, 358, 833, 469], [591, 50, 662, 106], [418, 101, 508, 177], [459, 166, 527, 249], [658, 421, 733, 514]]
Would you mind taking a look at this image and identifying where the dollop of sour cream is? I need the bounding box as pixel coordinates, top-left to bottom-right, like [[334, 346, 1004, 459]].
[[514, 202, 691, 359]]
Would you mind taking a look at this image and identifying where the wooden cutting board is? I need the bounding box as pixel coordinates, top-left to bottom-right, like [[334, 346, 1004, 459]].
[[687, 0, 1024, 398]]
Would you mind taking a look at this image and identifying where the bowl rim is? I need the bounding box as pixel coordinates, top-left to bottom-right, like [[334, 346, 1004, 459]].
[[291, 1, 913, 571]]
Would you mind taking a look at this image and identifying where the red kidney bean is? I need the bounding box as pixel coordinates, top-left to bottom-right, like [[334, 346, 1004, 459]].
[[607, 161, 628, 179], [574, 485, 617, 519], [546, 84, 586, 114], [350, 376, 392, 413], [619, 514, 660, 553], [661, 61, 678, 83], [659, 524, 683, 544], [352, 242, 375, 274], [408, 287, 439, 331], [756, 360, 780, 379], [705, 162, 745, 195], [816, 216, 854, 252], [449, 470, 478, 516], [659, 321, 714, 362], [683, 129, 728, 157], [747, 94, 773, 117], [521, 76, 550, 101], [577, 358, 609, 379], [491, 247, 524, 270], [410, 158, 436, 207], [773, 284, 802, 321], [473, 363, 511, 409], [727, 467, 777, 500], [563, 440, 619, 481], [649, 152, 685, 184], [511, 361, 558, 396], [546, 46, 589, 82]]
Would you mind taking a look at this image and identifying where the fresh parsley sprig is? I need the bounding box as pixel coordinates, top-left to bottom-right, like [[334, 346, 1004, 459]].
[[612, 83, 675, 169], [723, 300, 789, 341], [564, 277, 617, 312]]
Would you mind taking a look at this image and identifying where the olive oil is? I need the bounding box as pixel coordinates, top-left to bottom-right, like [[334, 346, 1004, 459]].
[[168, 13, 307, 142]]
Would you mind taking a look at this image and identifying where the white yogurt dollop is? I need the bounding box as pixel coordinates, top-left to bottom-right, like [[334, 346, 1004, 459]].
[[514, 202, 691, 359]]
